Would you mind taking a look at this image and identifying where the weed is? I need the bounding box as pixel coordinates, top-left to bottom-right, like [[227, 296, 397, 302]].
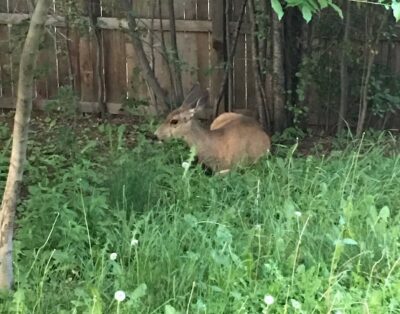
[[0, 116, 399, 313]]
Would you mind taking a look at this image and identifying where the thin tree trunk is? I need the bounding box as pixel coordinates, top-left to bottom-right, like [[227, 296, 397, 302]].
[[249, 0, 270, 131], [122, 0, 169, 113], [168, 0, 184, 104], [0, 0, 51, 290], [158, 0, 176, 105], [272, 11, 286, 133], [356, 10, 388, 136], [337, 0, 351, 134], [88, 0, 106, 117], [225, 0, 233, 112], [214, 0, 248, 117]]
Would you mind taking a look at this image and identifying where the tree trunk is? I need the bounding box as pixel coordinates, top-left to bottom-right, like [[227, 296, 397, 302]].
[[337, 0, 351, 134], [0, 0, 51, 291], [272, 11, 286, 133], [88, 0, 107, 117], [168, 0, 184, 104], [122, 0, 169, 113], [213, 0, 247, 118], [356, 10, 388, 136], [249, 0, 270, 132]]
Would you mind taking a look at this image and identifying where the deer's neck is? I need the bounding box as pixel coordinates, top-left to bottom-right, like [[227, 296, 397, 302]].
[[182, 121, 213, 150]]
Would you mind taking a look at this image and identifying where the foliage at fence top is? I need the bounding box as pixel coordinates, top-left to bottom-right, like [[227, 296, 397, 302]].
[[273, 0, 400, 22]]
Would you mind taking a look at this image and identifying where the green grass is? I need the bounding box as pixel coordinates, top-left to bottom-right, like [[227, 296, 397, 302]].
[[0, 116, 399, 313]]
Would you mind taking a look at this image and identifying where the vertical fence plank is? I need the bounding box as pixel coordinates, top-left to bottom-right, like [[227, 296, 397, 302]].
[[126, 39, 149, 100], [102, 2, 127, 104], [245, 33, 256, 109], [232, 0, 245, 108], [211, 0, 225, 113], [76, 0, 98, 103], [155, 32, 172, 96], [0, 24, 12, 97], [177, 32, 197, 94], [174, 0, 185, 19], [196, 0, 209, 20], [196, 32, 210, 90], [196, 0, 210, 91], [9, 0, 29, 13], [184, 0, 197, 19], [79, 34, 97, 102], [36, 31, 58, 99]]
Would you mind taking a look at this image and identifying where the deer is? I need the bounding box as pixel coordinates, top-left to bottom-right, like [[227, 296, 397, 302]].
[[154, 84, 271, 173]]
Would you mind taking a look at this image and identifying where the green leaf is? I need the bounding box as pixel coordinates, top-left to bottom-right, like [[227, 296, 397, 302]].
[[392, 1, 400, 21], [131, 283, 147, 300], [271, 0, 284, 20], [342, 238, 358, 246], [318, 0, 328, 9], [329, 2, 343, 19], [301, 5, 313, 23], [378, 206, 390, 222], [165, 305, 179, 314]]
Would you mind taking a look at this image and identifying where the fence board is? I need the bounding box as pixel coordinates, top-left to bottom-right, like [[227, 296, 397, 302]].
[[210, 0, 225, 112], [103, 30, 127, 103], [126, 40, 149, 100], [9, 22, 28, 97], [36, 31, 58, 99], [196, 0, 209, 20], [154, 31, 172, 97], [0, 0, 7, 12], [184, 0, 197, 19], [55, 27, 70, 87], [174, 0, 185, 19], [177, 32, 197, 94], [196, 32, 210, 90], [9, 0, 30, 13], [78, 34, 97, 102], [101, 0, 125, 103], [0, 25, 12, 97], [133, 0, 150, 17], [233, 34, 246, 108], [246, 34, 256, 109]]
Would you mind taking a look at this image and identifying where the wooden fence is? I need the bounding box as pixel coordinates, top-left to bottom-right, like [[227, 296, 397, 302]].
[[0, 0, 399, 130], [0, 0, 259, 114]]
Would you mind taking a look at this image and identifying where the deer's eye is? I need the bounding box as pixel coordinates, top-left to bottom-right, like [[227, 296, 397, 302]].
[[170, 119, 178, 125]]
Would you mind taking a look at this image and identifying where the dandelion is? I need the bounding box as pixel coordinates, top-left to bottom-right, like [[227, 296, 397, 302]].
[[131, 238, 139, 246], [291, 298, 302, 310], [263, 294, 275, 305], [294, 211, 302, 218], [110, 252, 118, 261], [182, 161, 190, 170], [114, 290, 126, 302]]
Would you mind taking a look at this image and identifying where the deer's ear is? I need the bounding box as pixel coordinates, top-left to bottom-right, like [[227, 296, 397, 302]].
[[193, 92, 209, 112], [181, 83, 202, 109]]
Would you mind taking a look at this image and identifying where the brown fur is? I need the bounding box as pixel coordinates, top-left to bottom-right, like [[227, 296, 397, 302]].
[[154, 84, 271, 172]]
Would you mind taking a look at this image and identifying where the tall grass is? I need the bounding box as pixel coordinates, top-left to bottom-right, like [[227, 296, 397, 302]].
[[0, 122, 399, 313]]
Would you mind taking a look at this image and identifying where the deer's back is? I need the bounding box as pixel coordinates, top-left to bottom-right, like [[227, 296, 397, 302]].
[[199, 113, 271, 170]]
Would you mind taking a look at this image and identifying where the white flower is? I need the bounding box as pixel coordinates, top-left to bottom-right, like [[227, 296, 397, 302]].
[[131, 238, 139, 246], [110, 252, 118, 261], [291, 298, 302, 309], [114, 290, 126, 302], [294, 211, 302, 217], [182, 161, 190, 170], [263, 294, 275, 305]]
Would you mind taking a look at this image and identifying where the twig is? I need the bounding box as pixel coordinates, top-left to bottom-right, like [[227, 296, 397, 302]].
[[121, 0, 169, 112], [168, 0, 184, 104], [213, 0, 248, 118]]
